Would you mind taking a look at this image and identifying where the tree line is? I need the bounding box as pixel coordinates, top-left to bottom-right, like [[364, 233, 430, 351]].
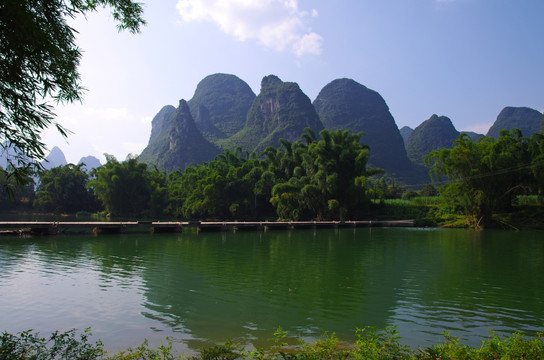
[[2, 128, 544, 226], [2, 129, 388, 220], [426, 129, 544, 227]]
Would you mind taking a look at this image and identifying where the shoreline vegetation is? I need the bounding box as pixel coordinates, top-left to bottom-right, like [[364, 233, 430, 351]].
[[3, 129, 544, 231], [1, 205, 543, 236], [2, 192, 544, 234], [0, 219, 415, 237], [1, 327, 543, 360]]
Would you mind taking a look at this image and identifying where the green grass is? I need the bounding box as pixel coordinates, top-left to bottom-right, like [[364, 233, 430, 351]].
[[371, 195, 544, 229], [515, 195, 542, 207], [370, 197, 438, 224]]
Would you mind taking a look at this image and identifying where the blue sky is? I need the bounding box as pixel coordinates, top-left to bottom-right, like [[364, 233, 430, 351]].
[[42, 0, 544, 164]]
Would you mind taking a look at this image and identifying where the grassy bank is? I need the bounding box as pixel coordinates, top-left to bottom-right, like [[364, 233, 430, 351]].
[[2, 327, 543, 360], [372, 195, 544, 230]]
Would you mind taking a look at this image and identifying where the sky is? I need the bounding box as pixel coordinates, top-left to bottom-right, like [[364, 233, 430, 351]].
[[42, 0, 544, 164]]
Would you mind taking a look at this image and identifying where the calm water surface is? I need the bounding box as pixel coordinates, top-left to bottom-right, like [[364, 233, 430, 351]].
[[0, 228, 543, 354]]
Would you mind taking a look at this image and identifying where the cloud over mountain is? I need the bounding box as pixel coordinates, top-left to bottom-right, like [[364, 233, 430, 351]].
[[176, 0, 322, 56]]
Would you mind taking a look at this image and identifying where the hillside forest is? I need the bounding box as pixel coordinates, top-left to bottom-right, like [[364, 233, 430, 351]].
[[2, 127, 544, 229], [2, 74, 544, 228]]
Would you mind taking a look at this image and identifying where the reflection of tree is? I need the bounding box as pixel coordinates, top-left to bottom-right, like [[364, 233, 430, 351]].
[[0, 236, 96, 275], [422, 229, 544, 317], [137, 229, 405, 348], [390, 229, 544, 347], [3, 228, 542, 352], [0, 235, 149, 287]]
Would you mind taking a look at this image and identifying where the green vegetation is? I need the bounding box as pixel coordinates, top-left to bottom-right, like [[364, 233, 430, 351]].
[[487, 106, 543, 139], [88, 155, 168, 218], [188, 73, 256, 140], [34, 163, 98, 213], [1, 328, 543, 360], [406, 115, 459, 165], [169, 128, 382, 221], [0, 0, 145, 185], [2, 128, 389, 221], [426, 129, 544, 228], [313, 78, 410, 175], [221, 75, 323, 153], [0, 164, 34, 209], [3, 127, 544, 229], [0, 328, 104, 360], [138, 100, 220, 173]]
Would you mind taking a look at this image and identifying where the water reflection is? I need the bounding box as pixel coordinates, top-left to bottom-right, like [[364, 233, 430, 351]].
[[137, 229, 402, 348], [0, 228, 543, 353]]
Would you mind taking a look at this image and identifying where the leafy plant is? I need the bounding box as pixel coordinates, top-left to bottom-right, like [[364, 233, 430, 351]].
[[108, 338, 182, 360], [0, 328, 104, 360], [352, 327, 411, 360], [192, 340, 242, 360]]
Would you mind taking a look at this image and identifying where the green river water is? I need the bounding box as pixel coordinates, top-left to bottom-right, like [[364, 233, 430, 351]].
[[0, 227, 543, 354]]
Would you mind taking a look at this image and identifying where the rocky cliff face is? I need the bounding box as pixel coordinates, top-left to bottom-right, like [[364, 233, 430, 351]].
[[139, 100, 220, 171], [223, 75, 323, 151], [313, 78, 410, 176], [406, 115, 460, 165], [147, 105, 176, 146], [188, 73, 256, 141], [140, 74, 541, 185], [487, 106, 543, 139]]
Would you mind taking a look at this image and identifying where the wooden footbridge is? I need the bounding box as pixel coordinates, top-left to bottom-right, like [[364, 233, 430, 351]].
[[0, 220, 415, 236]]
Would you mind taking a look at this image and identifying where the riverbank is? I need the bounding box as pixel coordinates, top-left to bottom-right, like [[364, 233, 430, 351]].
[[3, 191, 544, 231], [2, 327, 543, 360], [372, 197, 544, 230], [0, 219, 415, 236]]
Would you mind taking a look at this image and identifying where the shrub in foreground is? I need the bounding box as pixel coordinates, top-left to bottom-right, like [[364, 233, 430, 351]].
[[1, 328, 543, 360], [0, 328, 104, 360]]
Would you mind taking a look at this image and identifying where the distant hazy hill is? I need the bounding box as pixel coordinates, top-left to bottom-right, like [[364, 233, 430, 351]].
[[0, 142, 28, 169], [42, 146, 67, 169], [462, 131, 484, 142], [399, 126, 413, 145], [188, 73, 256, 141], [78, 156, 101, 172], [223, 75, 323, 152], [406, 115, 460, 165], [313, 78, 410, 175], [487, 106, 543, 138], [139, 100, 220, 171]]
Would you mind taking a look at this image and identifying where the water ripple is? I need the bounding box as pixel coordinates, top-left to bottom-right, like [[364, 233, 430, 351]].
[[1, 229, 543, 353]]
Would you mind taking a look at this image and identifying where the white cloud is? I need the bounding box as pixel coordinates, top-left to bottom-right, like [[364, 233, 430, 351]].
[[176, 0, 323, 56]]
